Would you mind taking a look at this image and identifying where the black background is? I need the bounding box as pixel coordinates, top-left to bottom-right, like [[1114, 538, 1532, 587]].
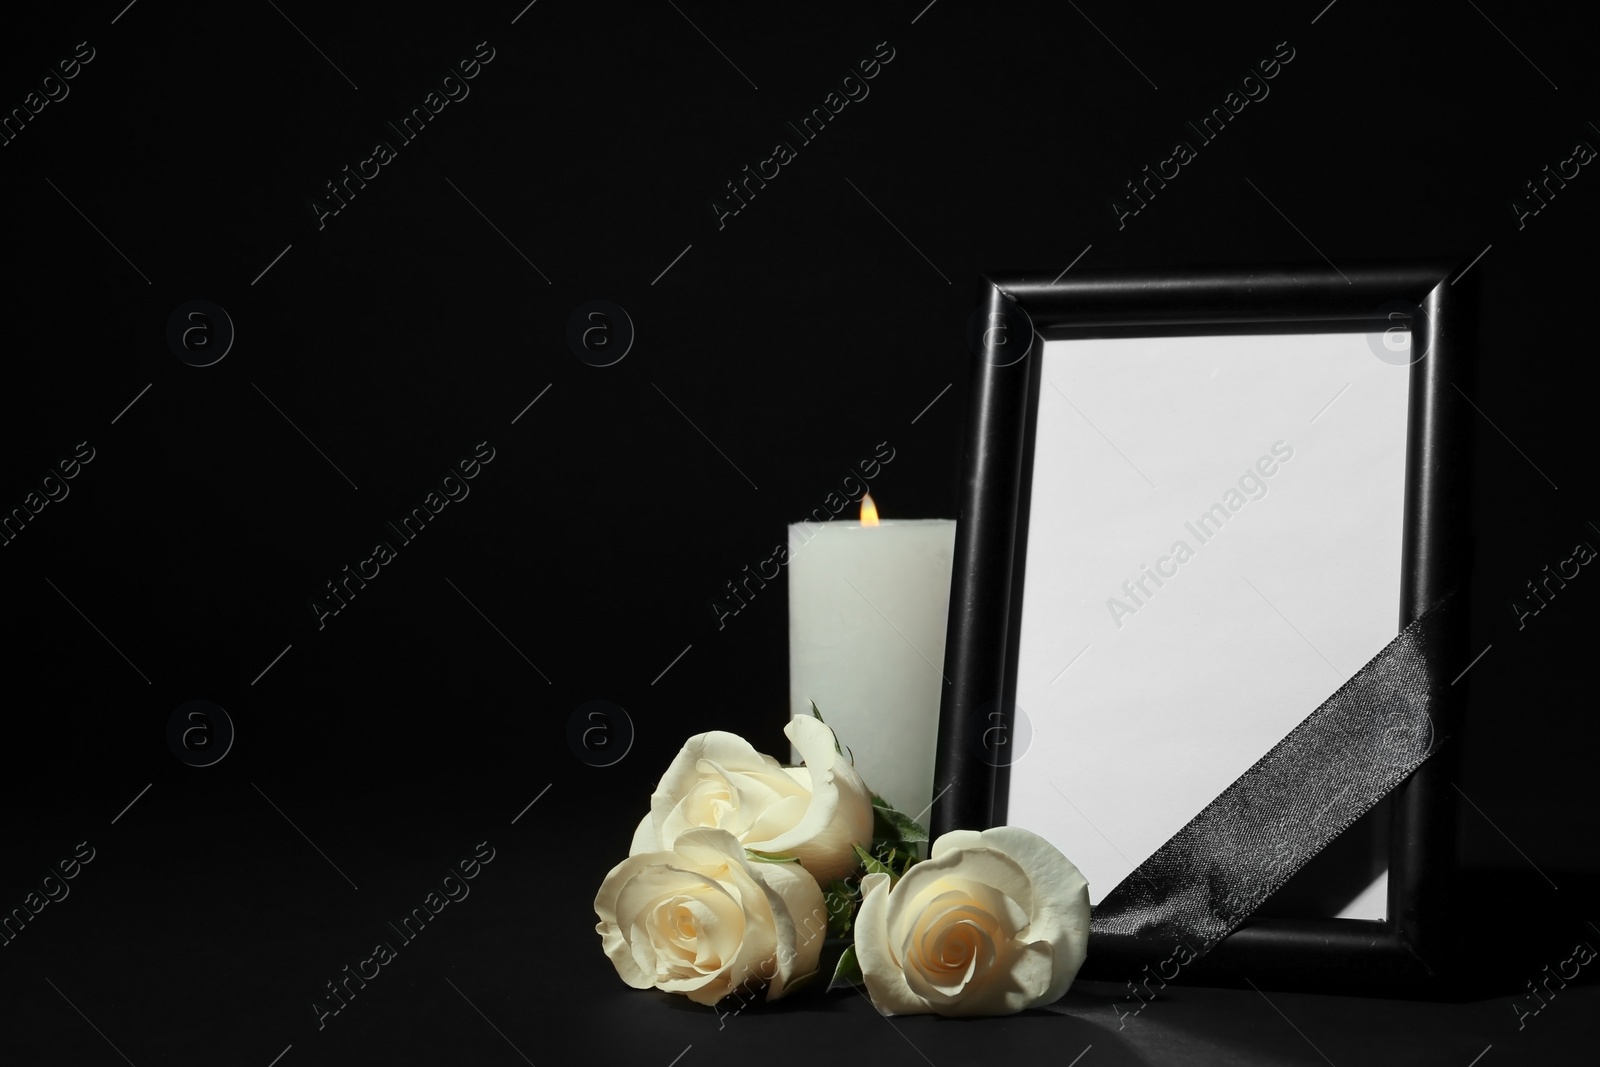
[[2, 1, 1596, 1064]]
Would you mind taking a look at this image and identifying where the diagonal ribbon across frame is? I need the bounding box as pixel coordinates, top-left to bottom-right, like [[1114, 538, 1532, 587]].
[[1090, 590, 1460, 953]]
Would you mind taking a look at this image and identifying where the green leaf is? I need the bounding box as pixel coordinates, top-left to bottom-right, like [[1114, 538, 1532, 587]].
[[786, 968, 823, 996], [871, 802, 929, 845], [869, 841, 922, 881], [827, 945, 863, 992], [854, 844, 893, 880], [745, 849, 801, 865], [823, 879, 859, 938], [810, 701, 843, 754]]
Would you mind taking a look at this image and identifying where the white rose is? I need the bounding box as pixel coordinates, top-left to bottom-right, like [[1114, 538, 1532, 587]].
[[594, 828, 828, 1006], [855, 826, 1090, 1016], [629, 716, 875, 886]]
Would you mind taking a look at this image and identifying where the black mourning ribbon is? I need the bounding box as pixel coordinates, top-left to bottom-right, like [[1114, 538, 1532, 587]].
[[1088, 590, 1459, 954]]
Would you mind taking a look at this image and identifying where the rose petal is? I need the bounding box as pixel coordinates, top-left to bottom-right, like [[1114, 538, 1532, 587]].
[[910, 879, 1030, 950], [742, 794, 810, 845], [595, 853, 669, 989], [738, 853, 828, 999], [628, 917, 660, 982], [883, 854, 989, 958], [627, 722, 873, 891], [662, 827, 827, 1003], [850, 827, 1090, 1017], [675, 893, 743, 972], [855, 871, 929, 1015], [749, 717, 874, 884], [675, 834, 777, 1006], [967, 826, 1090, 1005], [904, 913, 996, 1003], [659, 774, 741, 842], [898, 890, 988, 975], [642, 732, 771, 849], [599, 829, 765, 1003], [934, 937, 1056, 1017], [927, 829, 1037, 919]]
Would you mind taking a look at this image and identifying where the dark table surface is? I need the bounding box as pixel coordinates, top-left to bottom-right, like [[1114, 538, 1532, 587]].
[[5, 796, 1594, 1066]]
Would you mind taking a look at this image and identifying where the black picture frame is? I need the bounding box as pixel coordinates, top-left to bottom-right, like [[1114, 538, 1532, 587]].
[[931, 262, 1476, 995]]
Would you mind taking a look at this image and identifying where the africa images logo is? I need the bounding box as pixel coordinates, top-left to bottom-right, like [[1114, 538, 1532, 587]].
[[710, 41, 896, 230], [1104, 441, 1294, 628]]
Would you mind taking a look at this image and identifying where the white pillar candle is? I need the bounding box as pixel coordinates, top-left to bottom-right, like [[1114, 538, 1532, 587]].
[[788, 495, 956, 820]]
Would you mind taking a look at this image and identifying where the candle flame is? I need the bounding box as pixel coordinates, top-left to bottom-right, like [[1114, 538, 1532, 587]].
[[860, 492, 880, 526]]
